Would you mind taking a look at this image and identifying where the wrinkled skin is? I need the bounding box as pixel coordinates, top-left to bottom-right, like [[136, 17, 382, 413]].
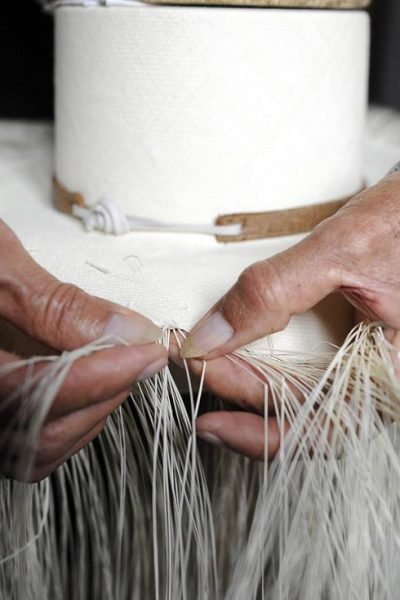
[[174, 172, 400, 460], [0, 220, 167, 482]]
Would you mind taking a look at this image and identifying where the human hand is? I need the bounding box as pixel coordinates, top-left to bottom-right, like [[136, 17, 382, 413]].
[[178, 171, 400, 459], [0, 220, 167, 481]]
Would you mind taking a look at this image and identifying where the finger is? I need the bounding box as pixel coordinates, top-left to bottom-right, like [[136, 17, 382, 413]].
[[181, 228, 340, 359], [196, 411, 339, 461], [0, 220, 161, 350], [182, 176, 400, 360], [25, 419, 107, 483], [0, 389, 127, 466], [0, 344, 167, 419], [35, 390, 129, 466], [170, 338, 307, 414], [49, 344, 167, 417], [170, 339, 266, 413], [196, 411, 290, 461]]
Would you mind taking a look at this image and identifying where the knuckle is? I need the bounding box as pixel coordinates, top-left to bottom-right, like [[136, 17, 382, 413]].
[[234, 262, 290, 331], [237, 264, 269, 309], [33, 282, 93, 346], [307, 219, 354, 285], [316, 194, 393, 273], [334, 217, 373, 259]]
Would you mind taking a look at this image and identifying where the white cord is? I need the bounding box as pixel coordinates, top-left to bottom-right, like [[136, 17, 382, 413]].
[[72, 197, 243, 238], [73, 198, 130, 235]]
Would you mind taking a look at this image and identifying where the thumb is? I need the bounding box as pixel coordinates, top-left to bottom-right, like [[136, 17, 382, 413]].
[[0, 220, 161, 351], [181, 229, 340, 359]]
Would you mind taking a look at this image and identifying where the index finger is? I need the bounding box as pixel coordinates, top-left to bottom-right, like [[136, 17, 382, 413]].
[[0, 343, 167, 421]]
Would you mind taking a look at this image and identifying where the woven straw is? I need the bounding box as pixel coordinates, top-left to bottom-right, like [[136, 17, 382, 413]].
[[147, 0, 370, 8]]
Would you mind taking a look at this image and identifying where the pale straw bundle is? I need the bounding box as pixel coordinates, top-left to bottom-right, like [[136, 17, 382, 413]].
[[1, 322, 400, 599]]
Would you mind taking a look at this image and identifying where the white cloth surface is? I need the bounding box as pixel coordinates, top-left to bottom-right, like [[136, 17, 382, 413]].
[[55, 7, 369, 222]]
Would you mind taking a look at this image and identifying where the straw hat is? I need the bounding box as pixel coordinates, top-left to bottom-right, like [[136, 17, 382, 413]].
[[4, 0, 371, 356]]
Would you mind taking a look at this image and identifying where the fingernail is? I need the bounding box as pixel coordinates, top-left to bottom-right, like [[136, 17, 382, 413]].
[[181, 312, 234, 359], [197, 431, 224, 447], [104, 313, 162, 345], [137, 358, 167, 382]]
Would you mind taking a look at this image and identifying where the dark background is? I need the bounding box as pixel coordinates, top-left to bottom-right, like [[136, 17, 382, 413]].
[[0, 0, 399, 119]]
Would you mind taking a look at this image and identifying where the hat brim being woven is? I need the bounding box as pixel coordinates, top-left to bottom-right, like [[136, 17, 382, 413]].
[[2, 121, 355, 355]]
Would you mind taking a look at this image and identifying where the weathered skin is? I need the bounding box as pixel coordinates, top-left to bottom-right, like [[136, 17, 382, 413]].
[[178, 172, 400, 459], [0, 220, 166, 481]]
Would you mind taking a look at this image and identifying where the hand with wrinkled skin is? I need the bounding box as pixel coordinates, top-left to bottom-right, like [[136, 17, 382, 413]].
[[0, 220, 167, 482], [175, 172, 400, 460]]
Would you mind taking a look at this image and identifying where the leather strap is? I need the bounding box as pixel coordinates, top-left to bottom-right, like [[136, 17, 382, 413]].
[[54, 177, 86, 215], [53, 177, 357, 243], [215, 194, 356, 243]]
